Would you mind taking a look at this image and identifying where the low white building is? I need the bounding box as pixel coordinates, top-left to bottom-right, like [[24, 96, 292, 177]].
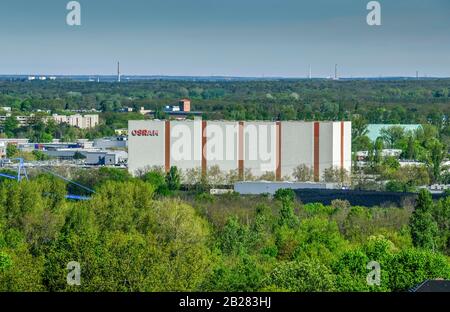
[[0, 138, 30, 158], [94, 137, 127, 149], [234, 181, 340, 195], [356, 149, 403, 161]]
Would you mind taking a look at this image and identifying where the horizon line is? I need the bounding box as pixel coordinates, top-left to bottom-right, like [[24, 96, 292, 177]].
[[0, 74, 448, 80]]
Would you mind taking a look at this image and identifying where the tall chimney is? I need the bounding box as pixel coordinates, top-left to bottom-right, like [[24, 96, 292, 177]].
[[117, 62, 121, 83]]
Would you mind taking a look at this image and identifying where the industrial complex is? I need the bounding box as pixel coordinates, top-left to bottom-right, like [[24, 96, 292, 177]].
[[0, 137, 128, 166], [128, 120, 352, 181]]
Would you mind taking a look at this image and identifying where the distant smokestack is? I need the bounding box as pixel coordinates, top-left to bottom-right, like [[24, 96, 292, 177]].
[[117, 62, 121, 83], [335, 64, 338, 80], [309, 65, 312, 79]]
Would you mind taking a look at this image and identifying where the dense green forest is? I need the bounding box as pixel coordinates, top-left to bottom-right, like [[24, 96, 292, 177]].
[[1, 79, 449, 124], [0, 168, 449, 292]]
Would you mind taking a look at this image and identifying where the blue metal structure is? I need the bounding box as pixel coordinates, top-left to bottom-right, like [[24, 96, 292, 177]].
[[0, 158, 94, 200], [0, 158, 28, 181]]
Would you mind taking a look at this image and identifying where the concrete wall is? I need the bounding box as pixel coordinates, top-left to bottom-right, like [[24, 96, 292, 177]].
[[280, 122, 314, 179], [316, 121, 352, 179], [206, 121, 239, 173], [244, 121, 277, 177], [170, 120, 202, 171], [319, 122, 333, 179], [85, 152, 106, 165], [94, 138, 127, 149], [343, 121, 352, 173], [235, 181, 338, 195]]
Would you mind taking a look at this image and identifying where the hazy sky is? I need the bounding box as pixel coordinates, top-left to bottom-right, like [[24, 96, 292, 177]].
[[0, 0, 449, 77]]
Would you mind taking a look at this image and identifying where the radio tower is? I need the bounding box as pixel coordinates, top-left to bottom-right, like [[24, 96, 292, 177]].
[[334, 64, 338, 80], [117, 61, 121, 83]]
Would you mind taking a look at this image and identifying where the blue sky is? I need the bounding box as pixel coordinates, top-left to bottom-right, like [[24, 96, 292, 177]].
[[0, 0, 449, 77]]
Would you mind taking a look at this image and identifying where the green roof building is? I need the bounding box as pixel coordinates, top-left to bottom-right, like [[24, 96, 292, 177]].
[[366, 124, 422, 142]]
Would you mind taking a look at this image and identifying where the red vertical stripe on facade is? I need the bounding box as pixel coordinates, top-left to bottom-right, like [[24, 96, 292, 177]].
[[165, 120, 171, 173], [238, 121, 244, 180], [341, 121, 345, 170], [314, 122, 320, 182], [202, 121, 207, 176], [276, 121, 282, 181]]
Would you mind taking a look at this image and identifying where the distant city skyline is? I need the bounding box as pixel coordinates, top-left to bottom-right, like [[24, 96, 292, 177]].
[[0, 0, 449, 77]]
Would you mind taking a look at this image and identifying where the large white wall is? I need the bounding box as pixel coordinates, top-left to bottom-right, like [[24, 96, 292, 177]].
[[128, 120, 166, 175], [128, 120, 352, 181], [206, 121, 239, 173], [281, 122, 314, 179], [332, 122, 342, 169], [170, 120, 202, 171], [243, 121, 277, 177], [319, 122, 333, 179]]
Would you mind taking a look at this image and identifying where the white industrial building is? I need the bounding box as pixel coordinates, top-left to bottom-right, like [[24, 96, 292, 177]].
[[93, 137, 128, 149], [128, 120, 351, 182], [43, 148, 127, 166], [234, 181, 341, 195]]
